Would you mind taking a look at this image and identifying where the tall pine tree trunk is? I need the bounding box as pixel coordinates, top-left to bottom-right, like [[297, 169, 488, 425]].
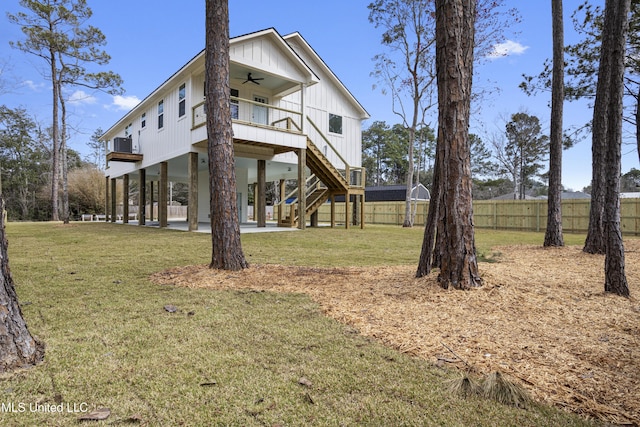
[[59, 85, 70, 224], [50, 50, 60, 222], [429, 0, 481, 290], [0, 197, 44, 371], [205, 0, 248, 271], [544, 0, 565, 247], [583, 0, 615, 255], [602, 0, 630, 297]]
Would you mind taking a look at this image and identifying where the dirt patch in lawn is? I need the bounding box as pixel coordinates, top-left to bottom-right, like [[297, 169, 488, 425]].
[[151, 240, 640, 425]]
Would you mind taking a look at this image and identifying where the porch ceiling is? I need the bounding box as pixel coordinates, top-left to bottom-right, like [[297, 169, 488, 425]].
[[230, 63, 301, 97], [131, 152, 300, 184]]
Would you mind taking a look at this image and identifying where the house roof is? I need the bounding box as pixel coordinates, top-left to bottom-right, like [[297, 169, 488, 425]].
[[621, 192, 640, 198], [490, 192, 544, 200], [332, 184, 430, 202], [561, 191, 591, 199], [283, 32, 370, 120], [101, 28, 367, 141], [365, 184, 430, 201], [490, 191, 591, 200]]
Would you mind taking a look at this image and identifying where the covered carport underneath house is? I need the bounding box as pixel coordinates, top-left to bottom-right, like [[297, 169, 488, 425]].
[[105, 146, 310, 232]]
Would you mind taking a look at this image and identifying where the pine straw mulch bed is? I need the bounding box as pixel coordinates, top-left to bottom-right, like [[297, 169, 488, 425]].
[[150, 240, 640, 426]]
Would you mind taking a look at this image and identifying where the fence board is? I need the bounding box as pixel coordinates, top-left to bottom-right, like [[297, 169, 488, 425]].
[[314, 198, 640, 235]]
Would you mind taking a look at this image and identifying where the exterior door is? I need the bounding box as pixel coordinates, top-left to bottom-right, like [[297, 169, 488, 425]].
[[252, 95, 268, 125]]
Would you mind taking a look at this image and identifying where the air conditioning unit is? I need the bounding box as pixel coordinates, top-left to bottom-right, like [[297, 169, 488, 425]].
[[114, 137, 132, 153]]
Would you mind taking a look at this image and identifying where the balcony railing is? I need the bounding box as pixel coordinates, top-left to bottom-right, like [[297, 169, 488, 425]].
[[192, 96, 303, 132]]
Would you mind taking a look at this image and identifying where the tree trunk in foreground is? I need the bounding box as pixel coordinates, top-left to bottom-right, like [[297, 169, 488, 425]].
[[601, 0, 630, 297], [544, 0, 565, 247], [416, 128, 442, 277], [426, 0, 481, 289], [0, 197, 44, 372], [583, 0, 612, 255], [205, 0, 248, 271]]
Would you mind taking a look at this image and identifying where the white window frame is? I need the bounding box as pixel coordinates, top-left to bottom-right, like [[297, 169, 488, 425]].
[[178, 83, 186, 118], [158, 100, 164, 130], [329, 113, 343, 135]]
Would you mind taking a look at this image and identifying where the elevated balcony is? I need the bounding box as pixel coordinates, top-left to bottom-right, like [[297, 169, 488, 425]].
[[191, 96, 307, 154], [106, 137, 143, 163]]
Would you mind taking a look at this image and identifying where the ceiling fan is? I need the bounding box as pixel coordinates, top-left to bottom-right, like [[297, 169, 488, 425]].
[[242, 72, 264, 85]]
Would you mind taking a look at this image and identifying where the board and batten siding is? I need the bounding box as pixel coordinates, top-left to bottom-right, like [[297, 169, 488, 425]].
[[283, 40, 363, 168], [230, 35, 308, 83], [106, 78, 195, 178]]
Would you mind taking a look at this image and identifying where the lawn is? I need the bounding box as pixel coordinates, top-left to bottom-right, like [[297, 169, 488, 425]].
[[0, 222, 601, 426]]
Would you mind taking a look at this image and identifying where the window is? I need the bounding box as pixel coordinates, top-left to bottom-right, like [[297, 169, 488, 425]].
[[329, 114, 343, 134], [230, 88, 239, 120], [141, 112, 146, 129], [178, 83, 186, 117], [158, 100, 164, 129], [124, 123, 132, 137]]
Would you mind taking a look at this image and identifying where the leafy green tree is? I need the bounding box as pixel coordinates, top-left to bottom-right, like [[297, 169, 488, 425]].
[[0, 106, 50, 220], [362, 121, 392, 186], [621, 168, 640, 191], [469, 133, 497, 178], [521, 0, 640, 160], [362, 122, 407, 185], [8, 0, 123, 223], [472, 177, 513, 200], [385, 124, 411, 184], [492, 112, 549, 199], [86, 128, 105, 170]]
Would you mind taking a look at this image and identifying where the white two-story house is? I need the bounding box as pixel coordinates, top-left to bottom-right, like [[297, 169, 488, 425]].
[[101, 28, 369, 231]]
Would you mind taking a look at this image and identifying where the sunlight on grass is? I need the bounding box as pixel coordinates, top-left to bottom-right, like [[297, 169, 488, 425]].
[[0, 222, 600, 426]]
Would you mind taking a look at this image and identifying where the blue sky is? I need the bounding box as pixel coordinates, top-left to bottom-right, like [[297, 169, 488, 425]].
[[1, 0, 635, 192]]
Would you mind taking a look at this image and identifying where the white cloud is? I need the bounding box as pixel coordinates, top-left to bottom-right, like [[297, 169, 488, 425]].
[[22, 80, 45, 91], [487, 40, 529, 59], [68, 90, 97, 105], [111, 95, 141, 111]]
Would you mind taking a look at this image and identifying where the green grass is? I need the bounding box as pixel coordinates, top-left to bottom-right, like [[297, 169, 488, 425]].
[[241, 225, 587, 266], [0, 222, 599, 426]]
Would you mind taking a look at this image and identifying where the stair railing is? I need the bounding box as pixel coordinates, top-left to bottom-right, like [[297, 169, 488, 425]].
[[275, 174, 321, 225], [306, 117, 365, 189]]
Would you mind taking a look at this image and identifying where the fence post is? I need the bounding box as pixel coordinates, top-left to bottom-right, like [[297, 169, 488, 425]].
[[493, 202, 497, 230]]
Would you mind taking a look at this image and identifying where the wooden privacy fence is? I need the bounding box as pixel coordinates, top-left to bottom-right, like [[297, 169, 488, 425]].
[[314, 198, 640, 235]]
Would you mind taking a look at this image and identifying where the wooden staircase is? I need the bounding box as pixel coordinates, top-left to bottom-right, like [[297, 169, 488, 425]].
[[278, 182, 329, 227], [305, 138, 349, 193], [277, 117, 365, 228], [278, 138, 361, 227]]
